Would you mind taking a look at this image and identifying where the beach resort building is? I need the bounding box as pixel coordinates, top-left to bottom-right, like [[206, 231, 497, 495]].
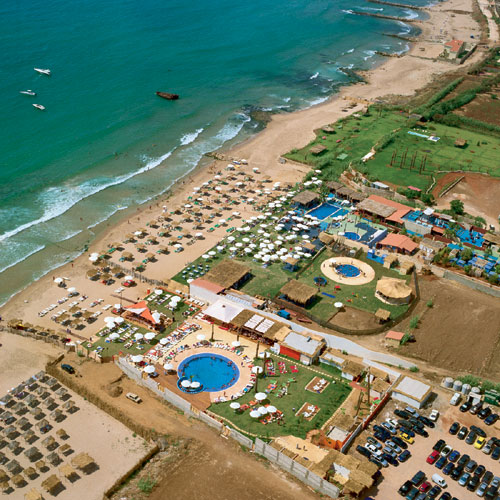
[[419, 237, 447, 261], [443, 39, 466, 60], [384, 330, 405, 348], [319, 348, 365, 382], [356, 195, 412, 226], [279, 280, 317, 308], [375, 277, 412, 305], [292, 190, 320, 209], [279, 330, 326, 365], [391, 376, 432, 409], [377, 233, 418, 255]]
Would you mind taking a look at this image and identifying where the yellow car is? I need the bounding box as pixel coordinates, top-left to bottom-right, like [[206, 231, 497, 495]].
[[399, 432, 415, 445], [474, 436, 486, 449]]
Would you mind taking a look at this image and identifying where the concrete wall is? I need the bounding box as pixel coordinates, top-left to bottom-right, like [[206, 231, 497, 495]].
[[392, 391, 424, 409], [443, 270, 500, 298], [404, 219, 432, 236], [254, 439, 340, 498]]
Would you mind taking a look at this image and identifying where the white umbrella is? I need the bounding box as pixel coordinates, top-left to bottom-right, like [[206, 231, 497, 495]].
[[191, 381, 201, 389], [267, 405, 277, 414], [229, 246, 237, 252], [227, 236, 235, 242], [131, 355, 143, 363], [171, 296, 182, 302], [258, 406, 268, 415], [255, 392, 267, 401], [235, 242, 243, 248], [231, 340, 241, 347], [258, 352, 270, 359], [134, 333, 144, 341], [124, 275, 134, 281], [163, 362, 173, 370], [104, 316, 115, 323], [154, 289, 163, 295], [54, 277, 63, 284], [181, 380, 191, 388], [195, 232, 203, 238], [216, 245, 225, 252], [109, 333, 120, 340], [334, 302, 344, 308], [202, 254, 210, 259], [252, 366, 263, 374], [160, 338, 169, 345], [114, 303, 122, 309], [197, 334, 206, 341], [230, 402, 241, 410], [89, 256, 99, 262], [144, 365, 155, 374], [144, 332, 155, 341], [115, 317, 125, 324], [208, 250, 216, 256], [134, 231, 142, 236], [250, 410, 261, 418]]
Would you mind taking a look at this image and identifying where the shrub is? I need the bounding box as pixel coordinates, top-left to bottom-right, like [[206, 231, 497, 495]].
[[409, 366, 420, 373], [138, 476, 157, 494], [426, 299, 433, 308], [409, 316, 419, 329]]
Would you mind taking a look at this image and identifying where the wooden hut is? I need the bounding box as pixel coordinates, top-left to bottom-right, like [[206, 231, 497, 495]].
[[59, 464, 79, 482], [202, 260, 251, 290], [280, 280, 317, 307], [454, 138, 467, 148], [24, 488, 43, 500], [42, 475, 62, 495], [71, 452, 96, 474], [375, 308, 391, 323], [292, 190, 320, 209], [11, 473, 26, 488], [23, 467, 37, 480]]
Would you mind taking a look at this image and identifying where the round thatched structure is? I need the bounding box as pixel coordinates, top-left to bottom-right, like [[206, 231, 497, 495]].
[[375, 278, 412, 305]]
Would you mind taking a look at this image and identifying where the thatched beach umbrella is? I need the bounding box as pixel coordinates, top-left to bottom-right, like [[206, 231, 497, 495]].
[[86, 269, 98, 279], [122, 251, 133, 260]]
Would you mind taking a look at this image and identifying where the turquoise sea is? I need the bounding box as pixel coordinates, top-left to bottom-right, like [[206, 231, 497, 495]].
[[0, 0, 428, 305]]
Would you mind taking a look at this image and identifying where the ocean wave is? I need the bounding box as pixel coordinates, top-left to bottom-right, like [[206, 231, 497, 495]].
[[58, 229, 84, 243], [359, 6, 383, 11], [403, 9, 419, 20], [346, 48, 355, 54], [397, 21, 412, 34], [310, 72, 319, 80], [283, 97, 291, 102], [363, 50, 377, 61], [308, 96, 329, 107], [342, 9, 354, 14], [0, 244, 45, 275], [180, 128, 204, 146], [0, 149, 174, 245], [87, 206, 127, 230]]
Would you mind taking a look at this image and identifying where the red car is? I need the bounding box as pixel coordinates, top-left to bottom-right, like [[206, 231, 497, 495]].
[[426, 450, 439, 464], [123, 280, 135, 287], [419, 480, 431, 492]]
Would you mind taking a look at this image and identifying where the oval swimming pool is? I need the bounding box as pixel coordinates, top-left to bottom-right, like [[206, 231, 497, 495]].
[[344, 231, 360, 241], [177, 353, 240, 393]]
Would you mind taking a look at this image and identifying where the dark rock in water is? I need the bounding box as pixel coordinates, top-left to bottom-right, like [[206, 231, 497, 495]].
[[249, 109, 272, 124], [156, 91, 179, 100]]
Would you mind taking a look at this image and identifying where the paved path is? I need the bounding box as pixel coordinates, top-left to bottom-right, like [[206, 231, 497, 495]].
[[478, 0, 499, 41]]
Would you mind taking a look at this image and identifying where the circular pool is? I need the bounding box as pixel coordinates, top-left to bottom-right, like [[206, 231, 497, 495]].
[[177, 353, 240, 393], [336, 264, 361, 278], [344, 231, 360, 241]]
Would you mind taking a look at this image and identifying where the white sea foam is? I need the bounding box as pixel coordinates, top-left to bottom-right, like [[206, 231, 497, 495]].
[[310, 72, 319, 80], [58, 229, 83, 243], [308, 96, 329, 107], [180, 128, 204, 146], [0, 244, 46, 275], [283, 97, 291, 102], [363, 50, 377, 61], [87, 206, 127, 230], [403, 9, 419, 20], [0, 149, 174, 244], [360, 6, 383, 11], [342, 9, 354, 14], [346, 48, 355, 54]]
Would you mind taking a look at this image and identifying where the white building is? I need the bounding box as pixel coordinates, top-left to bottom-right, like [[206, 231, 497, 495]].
[[392, 376, 432, 409]]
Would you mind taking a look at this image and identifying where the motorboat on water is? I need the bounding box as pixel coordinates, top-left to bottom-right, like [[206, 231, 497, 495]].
[[20, 90, 36, 96], [32, 104, 45, 110], [156, 91, 179, 100], [34, 68, 51, 76]]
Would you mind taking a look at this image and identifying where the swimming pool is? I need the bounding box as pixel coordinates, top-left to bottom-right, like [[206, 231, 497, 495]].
[[344, 231, 360, 241], [337, 264, 361, 278], [308, 203, 347, 220], [177, 353, 240, 392]]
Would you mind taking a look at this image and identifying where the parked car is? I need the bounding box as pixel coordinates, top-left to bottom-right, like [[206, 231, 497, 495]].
[[458, 472, 471, 487], [386, 417, 399, 428], [465, 459, 478, 473], [395, 409, 412, 419], [366, 443, 380, 454], [476, 481, 488, 497], [399, 450, 411, 463], [374, 430, 391, 442], [485, 484, 499, 499], [449, 422, 460, 435], [475, 436, 486, 450], [485, 414, 499, 426], [479, 407, 492, 420], [405, 486, 419, 500], [400, 432, 415, 445], [450, 392, 461, 405], [435, 456, 447, 470], [386, 440, 402, 454], [411, 471, 425, 486], [382, 452, 399, 466], [410, 417, 424, 429], [442, 462, 454, 476], [483, 471, 493, 484], [427, 485, 442, 498], [392, 436, 408, 449], [471, 425, 487, 437], [466, 431, 478, 445], [474, 465, 486, 477], [483, 438, 496, 455], [419, 480, 431, 492], [467, 475, 480, 491], [457, 426, 468, 440], [399, 480, 413, 495], [405, 406, 417, 415], [450, 465, 464, 481], [491, 446, 500, 460], [61, 363, 75, 374], [412, 426, 428, 437], [433, 439, 446, 452], [448, 450, 460, 462], [471, 401, 483, 415], [418, 415, 435, 428], [367, 436, 382, 448], [438, 493, 451, 500], [458, 454, 470, 468], [429, 409, 439, 422], [460, 400, 472, 413], [427, 451, 440, 465], [125, 392, 142, 404], [440, 445, 453, 457], [382, 421, 397, 434]]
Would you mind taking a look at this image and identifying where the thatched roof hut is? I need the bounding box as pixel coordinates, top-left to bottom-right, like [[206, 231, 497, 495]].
[[319, 232, 336, 246], [310, 144, 327, 155], [71, 452, 95, 473], [357, 198, 396, 219], [280, 280, 317, 306], [59, 464, 78, 481], [24, 488, 43, 500], [376, 278, 412, 305], [202, 260, 251, 289], [292, 190, 320, 208], [375, 308, 391, 322], [23, 467, 37, 480], [326, 181, 343, 193], [11, 474, 25, 488], [0, 470, 8, 483], [42, 474, 62, 494]]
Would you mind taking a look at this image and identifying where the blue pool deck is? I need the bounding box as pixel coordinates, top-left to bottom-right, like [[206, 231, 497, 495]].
[[307, 202, 348, 220]]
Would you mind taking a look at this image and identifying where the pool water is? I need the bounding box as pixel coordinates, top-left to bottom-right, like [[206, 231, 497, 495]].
[[344, 231, 360, 241], [177, 353, 240, 392], [308, 203, 347, 220], [337, 264, 361, 278]]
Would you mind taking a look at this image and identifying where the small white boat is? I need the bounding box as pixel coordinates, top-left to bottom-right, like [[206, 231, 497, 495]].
[[33, 104, 45, 110], [34, 68, 51, 76], [20, 90, 36, 96]]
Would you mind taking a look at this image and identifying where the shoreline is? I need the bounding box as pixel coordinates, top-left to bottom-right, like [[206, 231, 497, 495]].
[[0, 0, 484, 327]]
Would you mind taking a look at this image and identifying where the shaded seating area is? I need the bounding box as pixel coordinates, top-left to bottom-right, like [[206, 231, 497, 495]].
[[279, 280, 317, 308]]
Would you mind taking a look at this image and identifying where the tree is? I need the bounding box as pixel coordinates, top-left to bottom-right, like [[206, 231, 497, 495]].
[[474, 216, 486, 228], [450, 200, 464, 215], [461, 247, 473, 262], [488, 273, 499, 285], [420, 193, 434, 205]]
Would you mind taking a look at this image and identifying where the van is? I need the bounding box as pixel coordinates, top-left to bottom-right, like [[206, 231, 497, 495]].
[[431, 473, 447, 488], [450, 392, 461, 406]]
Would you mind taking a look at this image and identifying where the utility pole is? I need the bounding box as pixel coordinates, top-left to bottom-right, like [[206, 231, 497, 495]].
[[210, 323, 215, 342]]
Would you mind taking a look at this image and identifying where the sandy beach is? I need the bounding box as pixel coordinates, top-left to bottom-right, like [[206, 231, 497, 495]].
[[0, 0, 485, 343]]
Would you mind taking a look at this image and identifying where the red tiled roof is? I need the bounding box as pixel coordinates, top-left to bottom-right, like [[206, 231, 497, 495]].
[[190, 278, 225, 294], [432, 226, 445, 235], [379, 233, 418, 253], [385, 330, 405, 341], [445, 39, 464, 52], [386, 208, 413, 224], [408, 186, 421, 192]]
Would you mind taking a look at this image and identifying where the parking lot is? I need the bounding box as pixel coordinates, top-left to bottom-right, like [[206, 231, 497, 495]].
[[363, 398, 500, 499]]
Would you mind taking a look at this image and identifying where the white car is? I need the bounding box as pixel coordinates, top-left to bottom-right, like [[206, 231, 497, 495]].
[[450, 392, 461, 406], [386, 417, 398, 428], [125, 392, 142, 404], [429, 409, 439, 422]]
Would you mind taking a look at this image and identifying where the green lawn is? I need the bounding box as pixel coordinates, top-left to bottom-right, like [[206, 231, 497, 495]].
[[298, 249, 410, 322], [209, 354, 351, 438], [284, 109, 500, 190]]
